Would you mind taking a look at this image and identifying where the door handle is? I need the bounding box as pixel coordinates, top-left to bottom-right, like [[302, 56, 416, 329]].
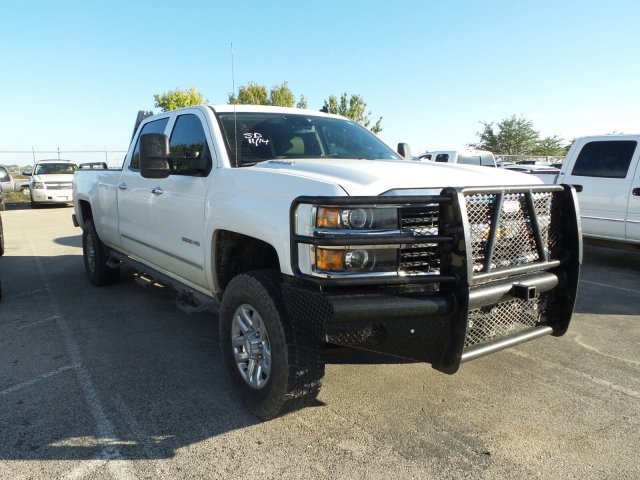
[[118, 183, 127, 190], [151, 187, 164, 195], [633, 188, 640, 196], [572, 184, 583, 193]]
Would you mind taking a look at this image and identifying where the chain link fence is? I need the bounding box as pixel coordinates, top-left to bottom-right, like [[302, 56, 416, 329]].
[[0, 148, 128, 170]]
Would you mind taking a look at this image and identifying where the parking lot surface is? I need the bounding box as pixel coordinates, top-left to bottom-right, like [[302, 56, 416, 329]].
[[1, 205, 639, 479]]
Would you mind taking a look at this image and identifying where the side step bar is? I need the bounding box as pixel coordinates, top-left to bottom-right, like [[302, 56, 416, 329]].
[[108, 250, 220, 314]]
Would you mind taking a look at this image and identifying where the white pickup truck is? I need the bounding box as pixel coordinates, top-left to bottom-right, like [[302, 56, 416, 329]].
[[548, 135, 640, 247], [73, 105, 582, 419], [0, 165, 30, 209]]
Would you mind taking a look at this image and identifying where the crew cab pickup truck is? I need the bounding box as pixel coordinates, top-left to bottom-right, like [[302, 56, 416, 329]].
[[73, 105, 582, 419], [0, 165, 30, 208], [544, 135, 640, 247]]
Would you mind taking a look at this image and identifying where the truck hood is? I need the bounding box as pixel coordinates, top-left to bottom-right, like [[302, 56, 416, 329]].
[[254, 158, 540, 196], [33, 174, 74, 184]]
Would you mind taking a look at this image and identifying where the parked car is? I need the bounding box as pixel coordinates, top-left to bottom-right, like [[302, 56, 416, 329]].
[[0, 165, 30, 196], [417, 149, 497, 167], [24, 160, 77, 208]]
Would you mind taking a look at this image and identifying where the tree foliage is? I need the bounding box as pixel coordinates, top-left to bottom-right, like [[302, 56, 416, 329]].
[[228, 81, 298, 107], [322, 93, 383, 134], [228, 83, 383, 133], [154, 86, 207, 112], [471, 115, 565, 156]]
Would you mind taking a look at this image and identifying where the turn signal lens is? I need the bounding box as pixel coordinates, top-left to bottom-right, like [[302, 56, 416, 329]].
[[316, 207, 341, 228], [316, 249, 344, 271]]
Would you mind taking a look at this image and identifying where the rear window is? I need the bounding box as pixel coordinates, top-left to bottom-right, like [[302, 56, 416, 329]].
[[434, 154, 449, 163], [571, 140, 637, 179]]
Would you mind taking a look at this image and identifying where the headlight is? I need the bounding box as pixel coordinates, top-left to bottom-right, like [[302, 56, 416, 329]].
[[32, 182, 44, 189], [316, 207, 397, 230], [316, 247, 397, 273]]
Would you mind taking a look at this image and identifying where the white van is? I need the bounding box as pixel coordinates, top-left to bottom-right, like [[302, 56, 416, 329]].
[[417, 149, 497, 167]]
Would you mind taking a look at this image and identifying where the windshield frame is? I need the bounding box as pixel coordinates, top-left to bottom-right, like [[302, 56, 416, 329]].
[[213, 110, 401, 167], [34, 163, 78, 175]]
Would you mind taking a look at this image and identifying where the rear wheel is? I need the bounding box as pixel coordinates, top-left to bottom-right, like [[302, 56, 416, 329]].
[[82, 219, 120, 286], [219, 270, 324, 420]]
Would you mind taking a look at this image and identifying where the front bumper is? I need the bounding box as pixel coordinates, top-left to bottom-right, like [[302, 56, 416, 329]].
[[286, 185, 582, 373], [31, 188, 73, 204]]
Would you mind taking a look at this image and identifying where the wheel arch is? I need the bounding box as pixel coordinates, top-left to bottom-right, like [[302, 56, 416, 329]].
[[212, 229, 281, 295]]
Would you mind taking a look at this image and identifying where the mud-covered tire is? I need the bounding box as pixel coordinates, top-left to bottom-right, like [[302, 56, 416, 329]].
[[219, 270, 325, 420], [82, 219, 120, 286]]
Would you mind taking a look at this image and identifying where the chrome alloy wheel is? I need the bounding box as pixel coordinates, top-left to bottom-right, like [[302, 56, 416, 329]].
[[231, 304, 272, 389]]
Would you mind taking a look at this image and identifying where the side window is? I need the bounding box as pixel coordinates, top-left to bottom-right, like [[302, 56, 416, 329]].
[[169, 114, 212, 176], [571, 140, 637, 179], [435, 154, 449, 163], [458, 155, 481, 166], [0, 166, 9, 182], [129, 118, 170, 170]]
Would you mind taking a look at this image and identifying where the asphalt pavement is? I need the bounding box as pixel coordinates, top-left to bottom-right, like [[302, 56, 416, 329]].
[[0, 205, 638, 479]]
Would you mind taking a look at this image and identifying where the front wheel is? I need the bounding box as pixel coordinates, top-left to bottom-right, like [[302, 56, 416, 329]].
[[82, 219, 120, 286], [219, 270, 325, 420]]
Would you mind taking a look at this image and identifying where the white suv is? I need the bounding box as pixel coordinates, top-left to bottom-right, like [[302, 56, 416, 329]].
[[28, 160, 77, 208]]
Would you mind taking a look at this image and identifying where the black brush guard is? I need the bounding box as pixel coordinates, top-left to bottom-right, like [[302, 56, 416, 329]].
[[285, 185, 582, 374]]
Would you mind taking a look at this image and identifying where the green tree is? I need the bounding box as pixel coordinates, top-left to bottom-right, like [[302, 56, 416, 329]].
[[228, 81, 269, 105], [296, 94, 308, 109], [154, 86, 207, 112], [531, 135, 566, 156], [322, 93, 383, 134], [269, 81, 295, 107], [228, 81, 300, 107], [472, 115, 539, 155]]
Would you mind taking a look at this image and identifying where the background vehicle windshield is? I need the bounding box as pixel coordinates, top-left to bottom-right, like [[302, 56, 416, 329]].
[[34, 163, 77, 175], [216, 112, 401, 165]]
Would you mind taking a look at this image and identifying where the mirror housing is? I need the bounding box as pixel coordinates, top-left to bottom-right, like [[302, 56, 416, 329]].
[[397, 143, 412, 160], [21, 170, 32, 176], [140, 133, 170, 179]]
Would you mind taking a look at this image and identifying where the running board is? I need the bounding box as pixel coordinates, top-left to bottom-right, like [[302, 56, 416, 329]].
[[108, 250, 220, 314]]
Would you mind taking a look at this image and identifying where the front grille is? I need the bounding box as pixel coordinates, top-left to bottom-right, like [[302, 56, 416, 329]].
[[399, 206, 440, 275], [45, 182, 72, 190], [465, 294, 554, 348], [464, 191, 561, 275]]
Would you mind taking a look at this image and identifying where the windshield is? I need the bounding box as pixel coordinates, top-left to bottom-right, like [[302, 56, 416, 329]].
[[34, 163, 77, 175], [215, 111, 401, 165]]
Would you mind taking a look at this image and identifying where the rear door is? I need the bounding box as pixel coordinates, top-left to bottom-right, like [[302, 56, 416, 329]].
[[560, 139, 638, 240]]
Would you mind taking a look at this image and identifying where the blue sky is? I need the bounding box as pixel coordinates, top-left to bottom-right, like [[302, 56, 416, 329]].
[[1, 0, 638, 166]]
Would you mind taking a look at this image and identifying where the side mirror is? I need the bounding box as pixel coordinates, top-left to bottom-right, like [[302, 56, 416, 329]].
[[397, 143, 412, 160], [140, 133, 170, 179], [21, 171, 32, 176]]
